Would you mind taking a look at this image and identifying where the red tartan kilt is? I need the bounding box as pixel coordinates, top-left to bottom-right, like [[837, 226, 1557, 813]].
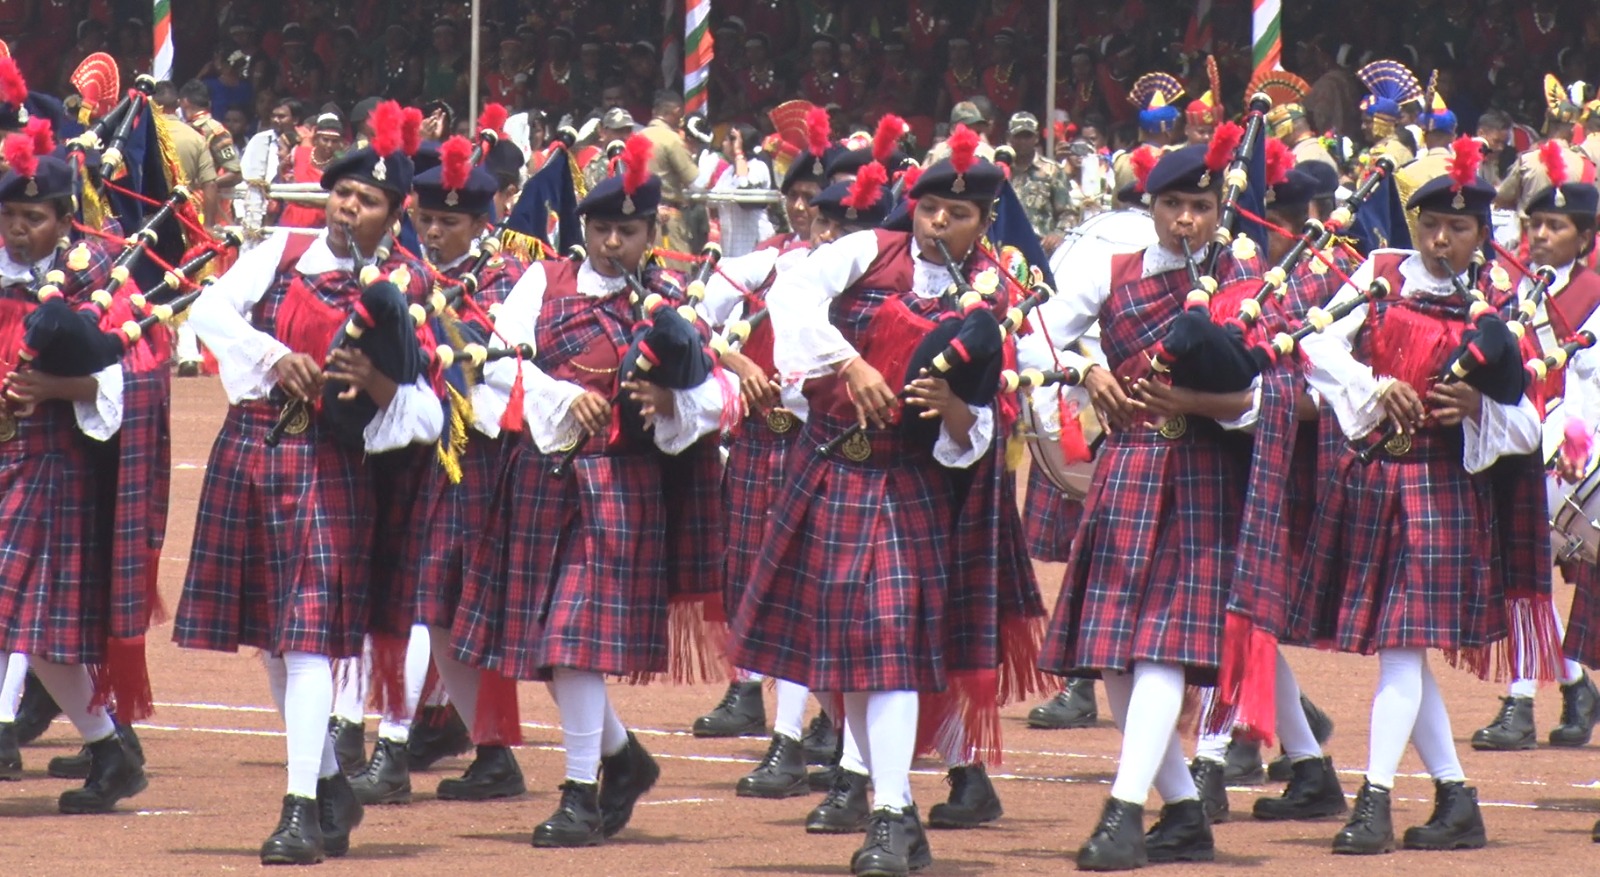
[[174, 403, 374, 659], [1039, 421, 1250, 682], [722, 412, 800, 617], [1565, 560, 1600, 668], [0, 401, 108, 662], [1292, 429, 1501, 655], [729, 414, 959, 692], [408, 433, 510, 629], [367, 444, 432, 638], [450, 443, 668, 681], [107, 368, 169, 638], [1023, 463, 1081, 563], [661, 437, 725, 604], [1285, 421, 1321, 560]]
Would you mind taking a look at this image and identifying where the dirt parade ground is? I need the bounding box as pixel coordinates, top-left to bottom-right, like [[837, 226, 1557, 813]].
[[0, 376, 1596, 876]]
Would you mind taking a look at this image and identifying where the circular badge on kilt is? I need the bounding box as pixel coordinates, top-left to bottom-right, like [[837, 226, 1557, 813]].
[[0, 408, 16, 442], [765, 408, 798, 434], [283, 403, 311, 436], [840, 431, 873, 462], [1383, 432, 1412, 456], [1157, 414, 1187, 440]]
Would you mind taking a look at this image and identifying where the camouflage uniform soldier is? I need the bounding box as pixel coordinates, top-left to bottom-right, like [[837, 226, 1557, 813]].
[[583, 107, 637, 192], [1005, 112, 1074, 252]]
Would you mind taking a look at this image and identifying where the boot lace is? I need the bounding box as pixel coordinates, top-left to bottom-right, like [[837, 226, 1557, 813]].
[[1488, 696, 1521, 729]]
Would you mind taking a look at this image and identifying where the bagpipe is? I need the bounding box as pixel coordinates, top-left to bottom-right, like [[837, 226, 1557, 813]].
[[1205, 94, 1274, 275], [417, 236, 585, 371], [1527, 331, 1598, 386], [815, 239, 1055, 458], [65, 74, 157, 177], [548, 256, 718, 477]]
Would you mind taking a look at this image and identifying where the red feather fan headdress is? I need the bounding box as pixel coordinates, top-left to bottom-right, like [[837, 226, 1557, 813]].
[[369, 100, 404, 156], [805, 105, 832, 175], [872, 114, 906, 165], [477, 102, 509, 140], [400, 107, 423, 156], [842, 161, 887, 220], [620, 133, 654, 214], [439, 135, 473, 196]]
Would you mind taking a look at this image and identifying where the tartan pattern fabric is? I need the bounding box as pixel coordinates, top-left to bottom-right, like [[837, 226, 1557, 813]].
[[660, 437, 726, 606], [722, 412, 799, 617], [1488, 452, 1554, 616], [367, 444, 433, 638], [0, 401, 109, 663], [174, 403, 373, 659], [407, 434, 512, 628], [1564, 560, 1600, 668], [1023, 463, 1081, 562], [945, 442, 1046, 674], [100, 367, 170, 638], [449, 256, 524, 310], [729, 412, 960, 692]]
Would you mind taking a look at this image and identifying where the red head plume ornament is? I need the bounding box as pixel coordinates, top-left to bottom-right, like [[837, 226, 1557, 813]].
[[0, 56, 27, 108], [1264, 137, 1292, 187], [872, 114, 906, 165], [1445, 134, 1482, 209], [1540, 138, 1570, 206], [370, 100, 404, 156], [843, 161, 887, 220], [400, 107, 423, 156], [1200, 120, 1243, 188], [4, 128, 38, 183], [439, 135, 473, 203], [1130, 145, 1159, 194], [477, 102, 509, 140], [899, 163, 924, 192], [805, 105, 831, 175], [947, 123, 979, 193], [620, 133, 654, 214]]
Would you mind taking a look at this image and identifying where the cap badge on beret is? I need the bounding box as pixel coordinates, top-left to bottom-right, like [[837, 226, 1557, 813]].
[[622, 193, 636, 214], [373, 156, 387, 182], [445, 190, 459, 207], [1452, 189, 1464, 210], [23, 178, 35, 197]]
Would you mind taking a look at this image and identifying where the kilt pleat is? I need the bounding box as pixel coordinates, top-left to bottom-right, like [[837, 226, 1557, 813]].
[[367, 444, 432, 638], [1039, 421, 1251, 681], [660, 437, 725, 605], [1023, 463, 1081, 563], [1565, 560, 1600, 669], [729, 414, 957, 692], [174, 403, 374, 658], [722, 413, 799, 617], [102, 367, 170, 636], [408, 433, 509, 628], [0, 401, 108, 663]]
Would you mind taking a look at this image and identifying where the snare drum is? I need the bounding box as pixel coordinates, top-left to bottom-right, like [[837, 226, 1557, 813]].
[[1019, 385, 1104, 501], [1553, 465, 1600, 564]]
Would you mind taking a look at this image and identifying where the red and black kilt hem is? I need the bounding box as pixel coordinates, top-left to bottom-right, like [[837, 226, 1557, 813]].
[[452, 445, 669, 682], [1039, 419, 1251, 683], [1564, 560, 1600, 669], [408, 433, 510, 629], [1292, 429, 1503, 659], [729, 413, 958, 693], [174, 402, 374, 659], [103, 367, 170, 635], [722, 410, 801, 618], [0, 401, 108, 663], [1023, 463, 1081, 563]]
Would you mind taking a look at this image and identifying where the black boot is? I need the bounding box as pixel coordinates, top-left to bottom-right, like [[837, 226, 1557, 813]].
[[14, 671, 61, 745], [1332, 780, 1395, 855], [1270, 697, 1338, 781], [1188, 757, 1229, 824], [1223, 739, 1265, 785], [1550, 673, 1600, 747], [810, 729, 846, 791], [1469, 696, 1535, 751], [57, 732, 147, 813], [1592, 816, 1600, 843], [348, 737, 411, 805], [598, 731, 660, 837], [691, 680, 767, 738], [807, 769, 872, 834], [436, 745, 526, 801], [406, 704, 473, 770], [1402, 780, 1487, 850], [1144, 798, 1214, 864], [1075, 797, 1147, 871], [736, 733, 809, 798], [1252, 756, 1348, 821], [0, 721, 21, 780], [48, 723, 144, 780], [531, 781, 604, 848], [851, 806, 933, 877], [802, 712, 839, 765], [317, 771, 364, 857], [1027, 678, 1098, 729], [260, 794, 325, 865], [926, 764, 1003, 829], [328, 717, 367, 775]]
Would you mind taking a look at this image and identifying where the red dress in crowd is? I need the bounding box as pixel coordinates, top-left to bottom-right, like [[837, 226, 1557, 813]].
[[983, 62, 1024, 121]]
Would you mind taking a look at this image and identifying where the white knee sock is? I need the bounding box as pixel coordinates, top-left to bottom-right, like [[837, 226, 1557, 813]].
[[377, 624, 434, 743], [601, 698, 629, 756], [740, 669, 766, 683], [935, 707, 974, 769], [1108, 662, 1186, 805], [276, 651, 339, 797], [1366, 648, 1424, 789], [1152, 729, 1200, 803], [1275, 650, 1322, 761], [1100, 671, 1132, 732], [1413, 657, 1467, 783], [331, 640, 369, 725], [427, 626, 481, 737], [848, 690, 918, 812], [1194, 687, 1231, 764], [0, 653, 28, 722], [29, 658, 116, 743], [773, 679, 809, 742], [548, 668, 612, 783], [836, 693, 868, 776]]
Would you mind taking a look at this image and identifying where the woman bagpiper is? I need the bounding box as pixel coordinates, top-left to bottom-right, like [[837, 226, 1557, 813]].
[[176, 121, 441, 864], [1297, 152, 1558, 855]]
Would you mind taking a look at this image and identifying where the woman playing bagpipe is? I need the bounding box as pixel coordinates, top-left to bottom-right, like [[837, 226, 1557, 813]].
[[727, 128, 1025, 877], [1295, 152, 1558, 856], [0, 131, 150, 815], [173, 122, 441, 865], [342, 135, 529, 809], [449, 135, 735, 849]]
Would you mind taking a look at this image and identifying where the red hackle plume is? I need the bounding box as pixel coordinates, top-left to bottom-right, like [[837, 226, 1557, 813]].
[[4, 130, 37, 179], [24, 117, 53, 159], [477, 102, 509, 139], [948, 124, 979, 174], [0, 56, 25, 107], [872, 114, 906, 164], [1540, 139, 1569, 188], [1448, 134, 1481, 192], [439, 135, 473, 191], [1264, 137, 1292, 187], [804, 105, 831, 157], [620, 133, 654, 196], [369, 100, 405, 156], [844, 161, 888, 212], [1205, 120, 1243, 173], [400, 107, 423, 156], [1130, 146, 1159, 192], [899, 163, 924, 191]]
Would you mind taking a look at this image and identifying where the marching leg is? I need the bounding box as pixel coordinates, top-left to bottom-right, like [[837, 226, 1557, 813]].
[[30, 657, 144, 815], [1401, 656, 1486, 851], [1253, 651, 1346, 821], [428, 626, 525, 801], [0, 653, 26, 779], [350, 624, 431, 805], [328, 642, 369, 775], [736, 677, 809, 799], [848, 690, 932, 877]]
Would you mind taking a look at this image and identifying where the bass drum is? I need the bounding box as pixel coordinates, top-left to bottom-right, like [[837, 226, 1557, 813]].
[[1023, 209, 1157, 501], [1551, 459, 1600, 565]]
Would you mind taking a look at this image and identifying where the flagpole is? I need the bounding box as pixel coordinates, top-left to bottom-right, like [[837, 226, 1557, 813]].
[[468, 0, 481, 128], [1045, 0, 1058, 159]]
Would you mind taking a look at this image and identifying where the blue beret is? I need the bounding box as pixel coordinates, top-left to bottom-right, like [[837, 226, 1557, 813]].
[[577, 172, 661, 219], [413, 163, 498, 215], [0, 154, 74, 202], [1298, 161, 1341, 199], [1528, 182, 1600, 218], [411, 140, 442, 177], [322, 145, 415, 199], [1268, 167, 1319, 210], [811, 177, 895, 227], [909, 154, 1004, 203], [1143, 144, 1218, 196], [1406, 172, 1494, 218]]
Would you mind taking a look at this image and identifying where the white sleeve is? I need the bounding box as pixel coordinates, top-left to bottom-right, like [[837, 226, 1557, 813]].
[[699, 250, 774, 326], [1298, 260, 1387, 440], [1015, 255, 1112, 376], [1214, 375, 1263, 432], [363, 376, 444, 452], [1461, 393, 1542, 473], [188, 230, 294, 404], [471, 266, 587, 452], [932, 403, 994, 468], [72, 362, 124, 440], [654, 368, 742, 454], [768, 230, 881, 379]]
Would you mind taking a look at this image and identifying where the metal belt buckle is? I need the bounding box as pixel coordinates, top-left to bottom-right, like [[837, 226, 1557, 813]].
[[554, 433, 583, 453], [840, 431, 873, 462], [282, 404, 310, 436], [1383, 432, 1412, 457], [1157, 414, 1187, 440], [0, 409, 16, 443], [765, 409, 798, 435]]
